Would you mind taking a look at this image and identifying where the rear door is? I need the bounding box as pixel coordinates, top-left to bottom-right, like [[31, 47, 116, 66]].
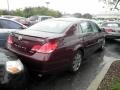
[[91, 22, 105, 49], [80, 21, 98, 57]]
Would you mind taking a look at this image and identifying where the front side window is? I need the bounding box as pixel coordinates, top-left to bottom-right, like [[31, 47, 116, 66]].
[[90, 22, 100, 32], [28, 20, 72, 34]]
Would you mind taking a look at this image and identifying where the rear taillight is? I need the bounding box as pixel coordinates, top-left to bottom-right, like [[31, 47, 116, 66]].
[[7, 35, 13, 44], [105, 29, 113, 32], [31, 41, 58, 53]]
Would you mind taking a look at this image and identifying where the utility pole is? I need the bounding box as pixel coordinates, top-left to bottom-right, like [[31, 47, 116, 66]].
[[7, 0, 10, 14], [45, 2, 50, 8]]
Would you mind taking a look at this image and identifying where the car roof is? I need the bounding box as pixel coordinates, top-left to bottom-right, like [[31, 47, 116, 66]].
[[0, 17, 12, 20], [0, 15, 18, 19], [0, 17, 21, 23]]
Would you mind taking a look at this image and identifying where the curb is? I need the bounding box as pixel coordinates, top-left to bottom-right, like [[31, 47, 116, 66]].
[[87, 56, 119, 90]]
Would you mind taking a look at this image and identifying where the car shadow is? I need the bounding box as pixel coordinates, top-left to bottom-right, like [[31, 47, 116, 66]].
[[105, 39, 120, 59]]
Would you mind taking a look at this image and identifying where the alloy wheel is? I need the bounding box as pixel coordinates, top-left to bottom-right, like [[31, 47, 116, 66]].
[[72, 51, 82, 72]]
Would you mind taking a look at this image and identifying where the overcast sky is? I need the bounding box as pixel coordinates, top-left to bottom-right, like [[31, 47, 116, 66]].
[[0, 0, 105, 14]]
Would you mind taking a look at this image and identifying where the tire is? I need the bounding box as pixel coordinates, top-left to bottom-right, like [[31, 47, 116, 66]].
[[70, 51, 82, 73]]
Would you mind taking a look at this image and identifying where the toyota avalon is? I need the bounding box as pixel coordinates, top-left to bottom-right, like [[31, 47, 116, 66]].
[[7, 18, 105, 74]]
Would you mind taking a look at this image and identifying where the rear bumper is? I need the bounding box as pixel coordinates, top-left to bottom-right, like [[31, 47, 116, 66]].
[[7, 44, 70, 74], [19, 56, 68, 75]]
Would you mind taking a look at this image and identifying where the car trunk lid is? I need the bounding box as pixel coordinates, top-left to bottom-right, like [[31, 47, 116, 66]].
[[11, 30, 63, 55], [12, 33, 46, 55], [102, 27, 120, 33]]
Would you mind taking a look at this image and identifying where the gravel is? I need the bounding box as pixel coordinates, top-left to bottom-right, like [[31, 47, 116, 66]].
[[97, 60, 120, 90]]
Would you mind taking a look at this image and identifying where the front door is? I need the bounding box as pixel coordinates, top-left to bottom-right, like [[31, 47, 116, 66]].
[[80, 21, 97, 57]]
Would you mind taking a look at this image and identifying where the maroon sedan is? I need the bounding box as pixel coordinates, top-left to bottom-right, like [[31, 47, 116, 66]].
[[7, 18, 105, 74]]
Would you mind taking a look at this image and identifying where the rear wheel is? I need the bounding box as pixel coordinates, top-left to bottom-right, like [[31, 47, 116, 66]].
[[100, 39, 105, 50], [70, 51, 82, 73]]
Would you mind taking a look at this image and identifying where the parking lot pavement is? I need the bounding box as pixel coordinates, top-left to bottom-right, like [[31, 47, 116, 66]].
[[105, 39, 120, 59], [28, 40, 120, 90]]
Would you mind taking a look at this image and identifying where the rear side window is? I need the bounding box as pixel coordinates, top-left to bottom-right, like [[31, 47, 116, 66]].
[[80, 22, 93, 33], [0, 19, 22, 29], [67, 24, 78, 35]]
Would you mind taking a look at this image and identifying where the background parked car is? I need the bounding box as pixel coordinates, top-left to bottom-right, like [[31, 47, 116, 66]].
[[0, 18, 27, 47], [28, 15, 53, 25], [0, 48, 27, 90], [12, 16, 31, 26], [90, 19, 104, 26], [101, 21, 120, 39], [7, 18, 105, 75], [0, 15, 31, 26]]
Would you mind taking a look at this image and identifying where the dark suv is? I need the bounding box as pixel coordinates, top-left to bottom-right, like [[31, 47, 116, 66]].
[[0, 48, 27, 90], [7, 18, 105, 74]]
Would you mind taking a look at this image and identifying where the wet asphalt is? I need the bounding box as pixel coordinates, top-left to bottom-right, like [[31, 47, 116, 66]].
[[28, 39, 120, 90]]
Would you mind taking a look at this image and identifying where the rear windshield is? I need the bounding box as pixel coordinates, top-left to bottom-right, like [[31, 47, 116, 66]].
[[28, 20, 72, 33], [101, 22, 120, 28]]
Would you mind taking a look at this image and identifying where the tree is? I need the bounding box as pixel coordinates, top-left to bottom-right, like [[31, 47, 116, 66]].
[[82, 13, 92, 19], [114, 0, 120, 10], [73, 13, 82, 18], [0, 7, 62, 18], [99, 0, 118, 5], [1, 10, 9, 15], [99, 0, 120, 10]]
